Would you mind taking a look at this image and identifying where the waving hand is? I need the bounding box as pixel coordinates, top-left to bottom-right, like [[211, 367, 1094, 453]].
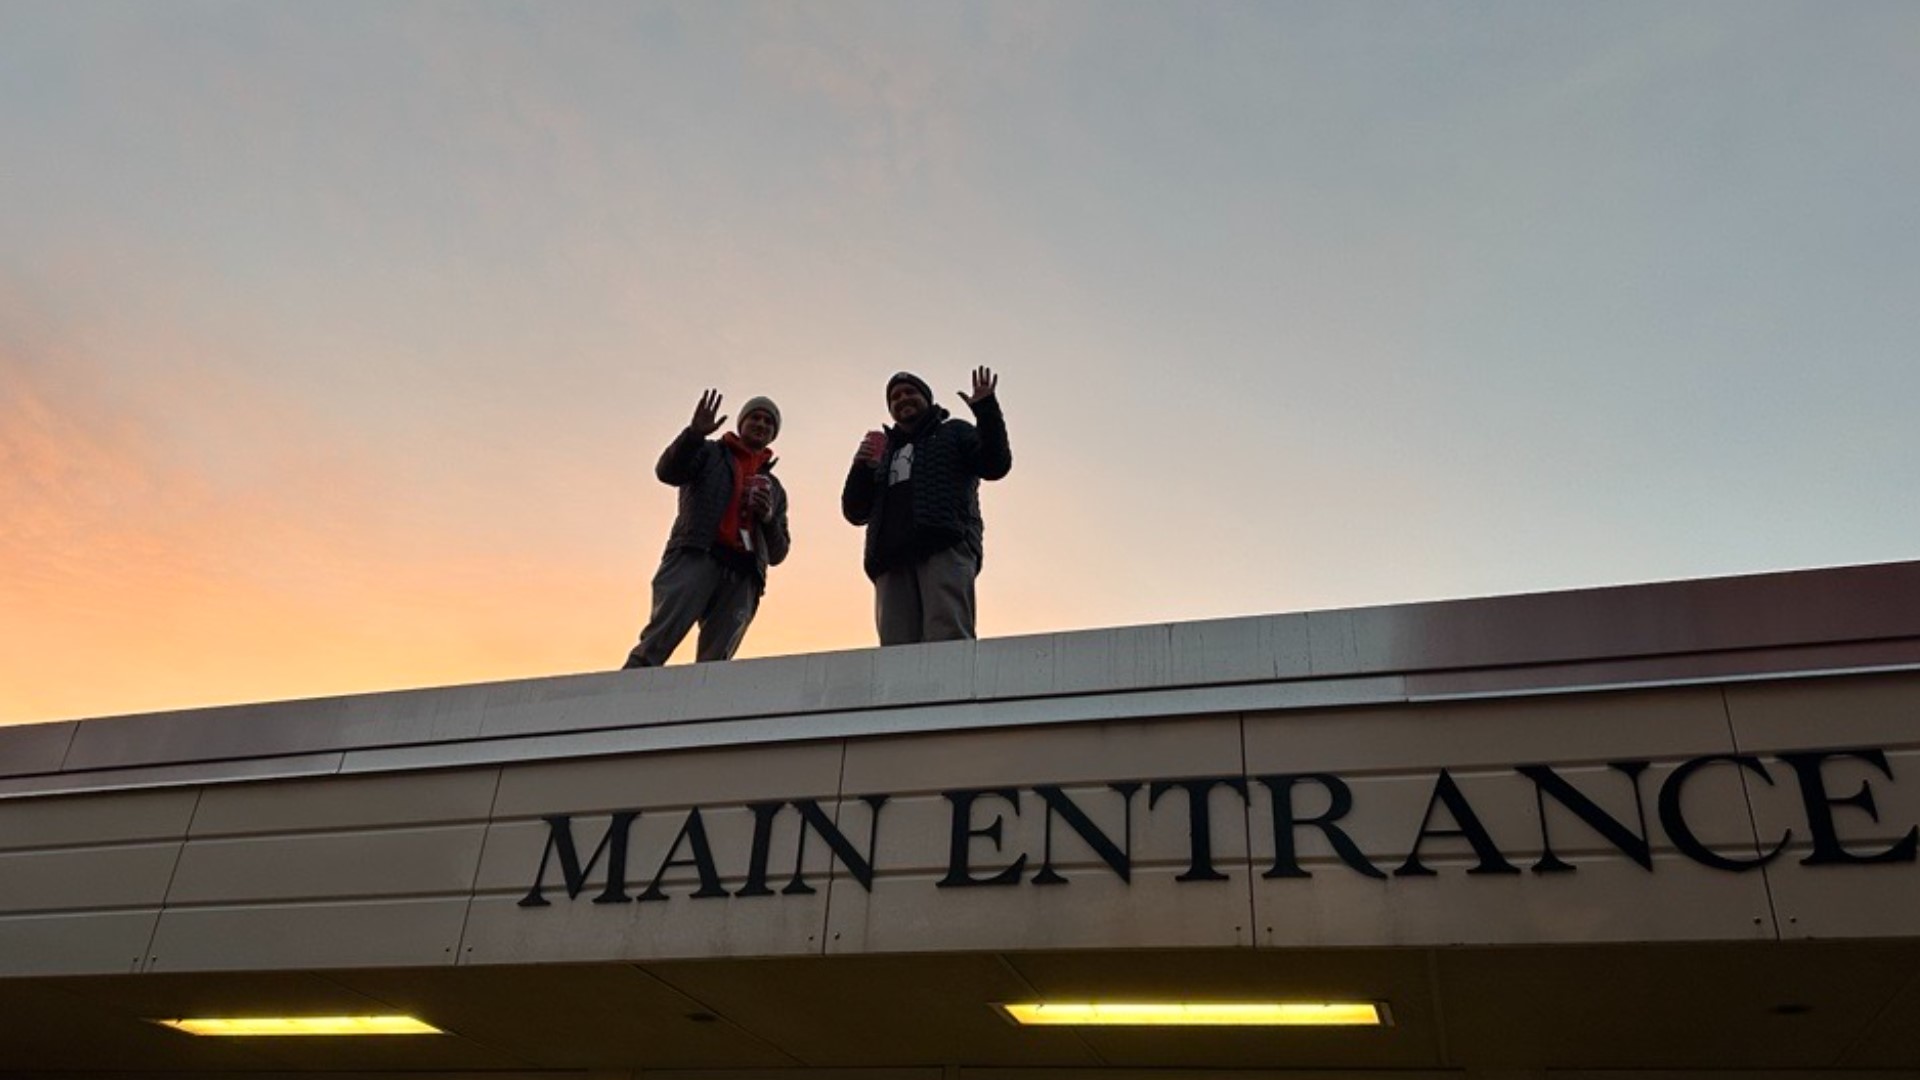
[[956, 366, 997, 405], [689, 388, 727, 436]]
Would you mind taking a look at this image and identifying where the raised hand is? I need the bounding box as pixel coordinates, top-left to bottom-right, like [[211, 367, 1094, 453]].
[[957, 366, 997, 405], [689, 389, 727, 437]]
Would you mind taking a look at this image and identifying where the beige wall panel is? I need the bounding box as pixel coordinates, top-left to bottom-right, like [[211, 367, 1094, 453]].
[[465, 804, 835, 961], [187, 768, 499, 836], [1765, 847, 1920, 939], [491, 741, 845, 818], [0, 844, 181, 913], [146, 897, 468, 971], [1253, 853, 1774, 947], [1724, 670, 1920, 750], [165, 824, 488, 904], [827, 784, 1253, 953], [460, 886, 827, 964], [1245, 687, 1736, 774], [828, 866, 1252, 954], [841, 714, 1243, 794], [0, 910, 154, 976], [0, 789, 198, 851]]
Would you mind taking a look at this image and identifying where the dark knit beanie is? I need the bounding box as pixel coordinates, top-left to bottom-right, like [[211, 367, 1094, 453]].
[[885, 371, 934, 405]]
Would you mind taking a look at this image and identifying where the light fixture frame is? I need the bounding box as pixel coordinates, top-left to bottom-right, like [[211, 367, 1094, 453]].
[[152, 1015, 445, 1037], [992, 1000, 1394, 1027]]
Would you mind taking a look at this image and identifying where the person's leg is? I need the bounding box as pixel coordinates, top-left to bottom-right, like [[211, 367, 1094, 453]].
[[916, 545, 979, 642], [694, 568, 761, 662], [623, 551, 718, 668], [873, 564, 924, 645]]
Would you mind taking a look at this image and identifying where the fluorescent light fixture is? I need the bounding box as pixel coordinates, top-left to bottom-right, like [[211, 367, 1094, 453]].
[[155, 1016, 443, 1037], [997, 1001, 1389, 1027]]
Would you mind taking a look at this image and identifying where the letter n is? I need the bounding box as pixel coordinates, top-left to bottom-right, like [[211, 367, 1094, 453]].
[[1031, 783, 1139, 885], [1518, 762, 1653, 872], [785, 796, 889, 895]]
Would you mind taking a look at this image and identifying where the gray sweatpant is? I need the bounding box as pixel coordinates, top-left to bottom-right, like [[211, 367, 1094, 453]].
[[874, 544, 978, 646], [624, 550, 761, 668]]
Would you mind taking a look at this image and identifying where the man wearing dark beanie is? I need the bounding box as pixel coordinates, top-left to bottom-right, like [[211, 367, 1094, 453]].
[[623, 389, 790, 668], [842, 367, 1012, 644]]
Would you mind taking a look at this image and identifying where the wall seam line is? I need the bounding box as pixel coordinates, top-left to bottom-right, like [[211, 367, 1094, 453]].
[[140, 787, 204, 973], [449, 765, 507, 969], [1238, 707, 1257, 949], [1720, 686, 1784, 944], [818, 734, 853, 959]]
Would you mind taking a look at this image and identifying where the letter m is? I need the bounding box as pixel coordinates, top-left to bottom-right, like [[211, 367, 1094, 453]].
[[519, 811, 640, 907]]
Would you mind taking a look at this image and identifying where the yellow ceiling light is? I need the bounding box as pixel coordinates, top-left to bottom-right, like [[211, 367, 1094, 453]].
[[997, 1001, 1389, 1027], [154, 1015, 443, 1037]]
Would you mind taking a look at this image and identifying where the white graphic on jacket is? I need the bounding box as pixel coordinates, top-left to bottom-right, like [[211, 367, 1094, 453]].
[[887, 442, 915, 486]]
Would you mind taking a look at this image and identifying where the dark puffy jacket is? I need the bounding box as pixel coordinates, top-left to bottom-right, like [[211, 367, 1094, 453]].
[[841, 396, 1011, 579], [656, 428, 790, 589]]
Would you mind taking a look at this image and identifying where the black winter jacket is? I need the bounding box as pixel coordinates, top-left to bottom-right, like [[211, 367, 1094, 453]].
[[841, 396, 1011, 579], [656, 428, 790, 589]]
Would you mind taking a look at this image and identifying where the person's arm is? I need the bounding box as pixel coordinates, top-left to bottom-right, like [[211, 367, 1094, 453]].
[[841, 432, 885, 524], [657, 389, 726, 485], [956, 366, 1011, 481], [655, 428, 707, 485]]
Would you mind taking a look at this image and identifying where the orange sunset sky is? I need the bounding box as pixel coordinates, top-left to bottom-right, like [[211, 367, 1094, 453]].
[[4, 2, 1917, 726]]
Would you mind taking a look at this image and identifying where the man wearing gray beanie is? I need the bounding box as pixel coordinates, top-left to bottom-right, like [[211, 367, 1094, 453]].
[[623, 389, 790, 668], [842, 366, 1012, 644]]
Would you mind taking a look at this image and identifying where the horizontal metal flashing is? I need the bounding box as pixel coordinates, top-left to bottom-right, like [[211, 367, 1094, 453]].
[[3, 559, 1918, 798]]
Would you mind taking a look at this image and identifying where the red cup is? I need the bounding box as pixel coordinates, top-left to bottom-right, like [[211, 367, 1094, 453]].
[[861, 430, 887, 461]]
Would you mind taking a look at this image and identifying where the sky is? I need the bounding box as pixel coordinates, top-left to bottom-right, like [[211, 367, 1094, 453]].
[[2, 1, 1917, 727]]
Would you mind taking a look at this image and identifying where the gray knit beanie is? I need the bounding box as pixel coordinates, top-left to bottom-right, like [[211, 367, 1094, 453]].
[[738, 396, 781, 438]]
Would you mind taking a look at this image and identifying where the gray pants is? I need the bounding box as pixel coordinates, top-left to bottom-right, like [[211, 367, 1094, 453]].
[[874, 544, 978, 646], [624, 550, 761, 668]]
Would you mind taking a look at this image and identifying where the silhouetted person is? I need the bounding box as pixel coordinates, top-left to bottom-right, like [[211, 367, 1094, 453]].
[[624, 390, 789, 667], [842, 368, 1011, 644]]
